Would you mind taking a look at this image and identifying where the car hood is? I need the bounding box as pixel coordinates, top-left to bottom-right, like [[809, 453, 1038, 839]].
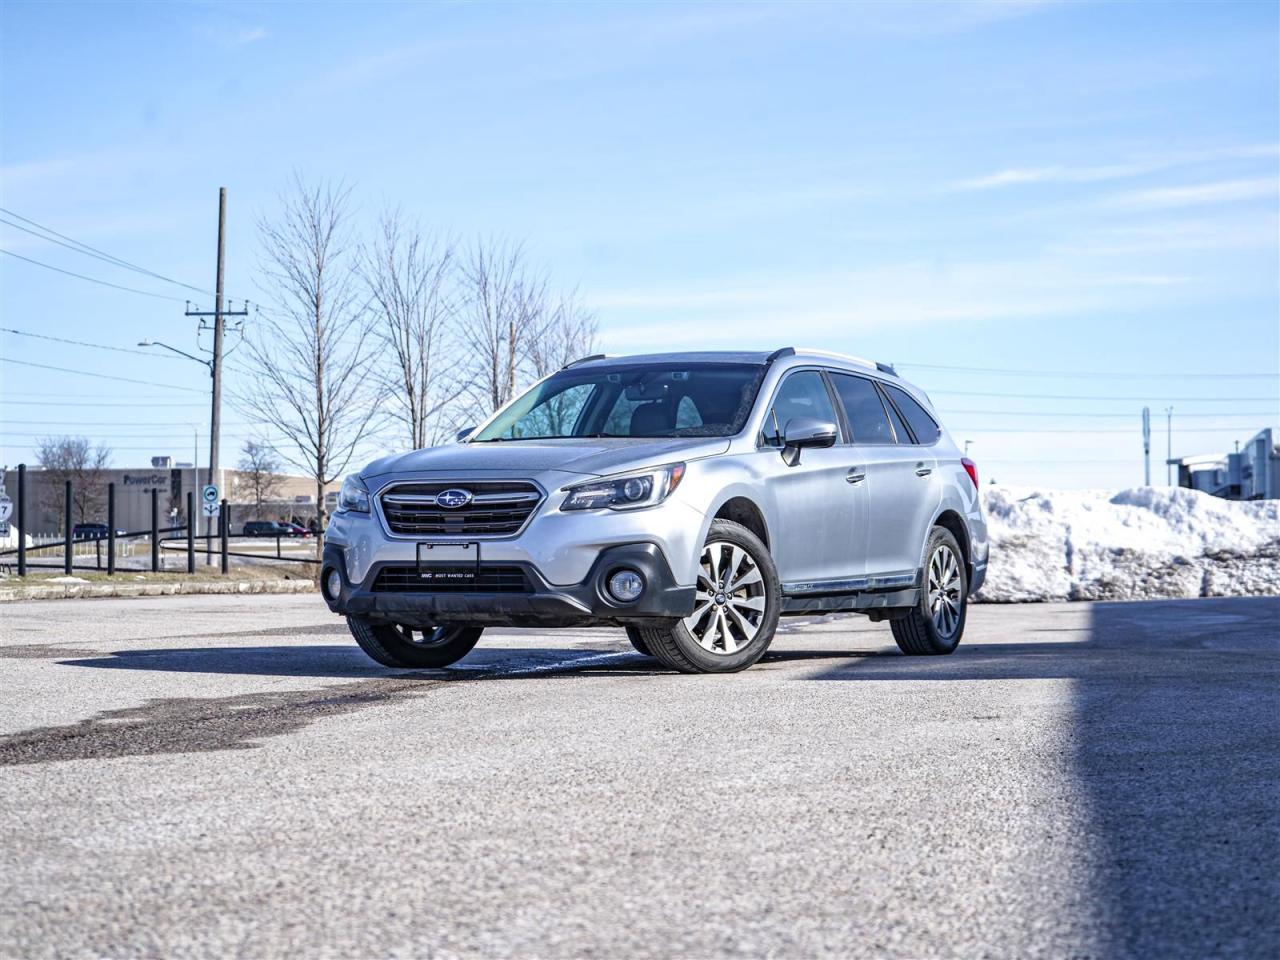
[[361, 436, 730, 481]]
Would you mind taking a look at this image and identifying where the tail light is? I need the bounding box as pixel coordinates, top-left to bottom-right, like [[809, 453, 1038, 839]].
[[961, 457, 979, 489]]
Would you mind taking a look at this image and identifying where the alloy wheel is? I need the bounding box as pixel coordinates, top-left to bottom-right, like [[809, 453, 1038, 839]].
[[927, 544, 963, 639], [683, 540, 768, 654]]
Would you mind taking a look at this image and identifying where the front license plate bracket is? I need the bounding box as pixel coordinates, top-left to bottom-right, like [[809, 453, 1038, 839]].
[[416, 541, 480, 583]]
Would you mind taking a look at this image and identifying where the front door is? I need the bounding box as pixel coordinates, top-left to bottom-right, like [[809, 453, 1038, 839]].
[[759, 369, 868, 586]]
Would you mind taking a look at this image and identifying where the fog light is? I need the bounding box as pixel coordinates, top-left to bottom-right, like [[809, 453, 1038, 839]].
[[607, 569, 644, 603], [325, 568, 343, 600]]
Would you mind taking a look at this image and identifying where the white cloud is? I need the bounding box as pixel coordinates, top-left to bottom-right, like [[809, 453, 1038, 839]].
[[955, 145, 1280, 192], [956, 162, 1159, 190], [1108, 177, 1278, 209], [590, 258, 1197, 352], [236, 27, 269, 45]]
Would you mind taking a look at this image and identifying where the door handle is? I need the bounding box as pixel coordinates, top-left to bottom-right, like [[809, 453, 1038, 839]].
[[915, 462, 932, 477], [846, 467, 866, 484]]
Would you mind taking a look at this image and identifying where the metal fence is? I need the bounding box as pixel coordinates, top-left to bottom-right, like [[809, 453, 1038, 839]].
[[0, 463, 320, 576]]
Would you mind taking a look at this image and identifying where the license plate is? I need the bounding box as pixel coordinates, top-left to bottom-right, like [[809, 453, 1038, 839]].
[[416, 541, 479, 578]]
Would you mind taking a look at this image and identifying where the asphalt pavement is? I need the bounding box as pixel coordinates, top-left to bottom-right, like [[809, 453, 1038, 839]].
[[0, 593, 1276, 958]]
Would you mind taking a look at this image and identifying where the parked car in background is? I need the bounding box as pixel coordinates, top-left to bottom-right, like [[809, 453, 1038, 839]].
[[71, 523, 125, 540], [243, 520, 315, 538], [242, 520, 290, 537], [324, 348, 988, 674]]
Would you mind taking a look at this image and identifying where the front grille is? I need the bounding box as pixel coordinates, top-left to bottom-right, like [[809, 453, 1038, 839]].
[[371, 565, 533, 594], [380, 481, 542, 536]]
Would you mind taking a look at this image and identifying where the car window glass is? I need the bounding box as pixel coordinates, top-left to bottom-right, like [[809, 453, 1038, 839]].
[[498, 383, 595, 438], [830, 374, 895, 445], [880, 390, 912, 443], [764, 370, 838, 445], [885, 385, 941, 444], [675, 395, 703, 429]]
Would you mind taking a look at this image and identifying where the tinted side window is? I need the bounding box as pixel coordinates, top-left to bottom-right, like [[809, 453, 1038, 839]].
[[885, 385, 941, 444], [830, 374, 895, 445], [763, 370, 838, 445], [880, 389, 911, 443]]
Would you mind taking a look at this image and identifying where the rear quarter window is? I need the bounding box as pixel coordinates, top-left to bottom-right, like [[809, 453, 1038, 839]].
[[884, 384, 941, 444]]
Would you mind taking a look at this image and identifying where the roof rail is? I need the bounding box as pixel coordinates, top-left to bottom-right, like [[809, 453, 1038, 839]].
[[875, 362, 897, 376], [562, 353, 607, 369], [765, 347, 796, 364]]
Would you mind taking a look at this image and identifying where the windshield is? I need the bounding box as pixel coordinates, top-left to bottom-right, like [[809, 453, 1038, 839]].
[[471, 363, 766, 441]]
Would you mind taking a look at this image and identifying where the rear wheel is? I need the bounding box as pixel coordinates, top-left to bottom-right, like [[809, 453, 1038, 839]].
[[891, 527, 967, 655], [347, 617, 483, 668], [638, 519, 781, 674]]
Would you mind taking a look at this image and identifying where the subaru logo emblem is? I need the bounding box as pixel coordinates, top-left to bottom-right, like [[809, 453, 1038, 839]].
[[436, 488, 473, 509]]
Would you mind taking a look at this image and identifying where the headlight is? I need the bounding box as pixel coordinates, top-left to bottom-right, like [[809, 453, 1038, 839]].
[[336, 474, 370, 513], [560, 463, 686, 512]]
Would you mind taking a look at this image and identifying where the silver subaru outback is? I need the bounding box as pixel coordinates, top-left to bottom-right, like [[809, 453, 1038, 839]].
[[322, 348, 988, 674]]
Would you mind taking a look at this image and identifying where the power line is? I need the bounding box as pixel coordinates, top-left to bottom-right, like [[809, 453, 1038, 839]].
[[0, 327, 188, 358], [899, 361, 1279, 380], [2, 420, 251, 427], [942, 408, 1277, 418], [0, 249, 188, 302], [0, 400, 209, 408], [0, 358, 207, 392], [0, 207, 215, 296], [931, 388, 1277, 402], [950, 426, 1256, 434]]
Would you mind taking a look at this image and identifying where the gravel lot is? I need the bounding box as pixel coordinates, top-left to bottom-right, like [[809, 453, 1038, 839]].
[[1, 593, 1276, 958]]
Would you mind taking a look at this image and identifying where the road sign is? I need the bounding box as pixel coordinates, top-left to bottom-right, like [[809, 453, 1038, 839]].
[[202, 484, 219, 505], [202, 501, 221, 519]]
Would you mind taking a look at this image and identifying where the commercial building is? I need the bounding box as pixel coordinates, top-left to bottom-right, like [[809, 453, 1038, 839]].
[[1, 457, 340, 536], [1170, 427, 1280, 501]]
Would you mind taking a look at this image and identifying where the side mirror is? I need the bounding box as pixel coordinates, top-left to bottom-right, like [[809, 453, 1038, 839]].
[[781, 417, 838, 466], [455, 426, 476, 442]]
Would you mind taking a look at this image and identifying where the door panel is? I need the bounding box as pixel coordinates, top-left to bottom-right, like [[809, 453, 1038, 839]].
[[858, 446, 941, 576], [758, 369, 867, 585], [766, 446, 867, 585]]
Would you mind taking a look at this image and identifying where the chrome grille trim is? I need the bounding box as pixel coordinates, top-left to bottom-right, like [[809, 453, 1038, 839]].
[[377, 480, 544, 538]]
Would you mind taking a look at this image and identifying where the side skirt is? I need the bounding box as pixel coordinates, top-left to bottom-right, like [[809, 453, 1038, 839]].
[[779, 568, 921, 616]]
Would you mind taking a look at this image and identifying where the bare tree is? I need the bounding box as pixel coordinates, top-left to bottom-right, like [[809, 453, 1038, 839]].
[[458, 238, 549, 416], [237, 175, 380, 562], [523, 290, 600, 436], [529, 289, 599, 379], [35, 436, 111, 530], [237, 440, 284, 519], [361, 211, 463, 449]]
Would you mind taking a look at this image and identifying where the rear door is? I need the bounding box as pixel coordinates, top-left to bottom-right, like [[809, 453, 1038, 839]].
[[829, 373, 940, 580], [758, 369, 865, 586], [877, 382, 944, 576]]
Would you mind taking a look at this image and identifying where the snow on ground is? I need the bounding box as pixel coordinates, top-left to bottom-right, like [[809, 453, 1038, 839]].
[[974, 486, 1280, 603]]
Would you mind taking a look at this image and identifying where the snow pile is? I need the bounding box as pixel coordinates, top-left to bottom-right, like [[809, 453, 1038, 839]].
[[975, 486, 1280, 602]]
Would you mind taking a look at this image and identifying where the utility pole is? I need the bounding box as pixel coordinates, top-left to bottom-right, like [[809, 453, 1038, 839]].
[[1142, 407, 1151, 486], [1165, 406, 1174, 486], [185, 188, 248, 562]]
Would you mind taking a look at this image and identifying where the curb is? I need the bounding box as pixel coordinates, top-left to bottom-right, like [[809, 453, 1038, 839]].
[[0, 579, 318, 603]]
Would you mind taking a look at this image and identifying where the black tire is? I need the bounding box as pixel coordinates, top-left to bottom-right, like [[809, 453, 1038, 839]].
[[638, 519, 781, 674], [347, 617, 483, 668], [625, 626, 653, 657], [892, 527, 967, 656]]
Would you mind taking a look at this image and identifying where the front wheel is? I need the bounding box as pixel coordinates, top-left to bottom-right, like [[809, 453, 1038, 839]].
[[637, 519, 781, 674], [624, 626, 653, 657], [347, 617, 483, 668], [891, 527, 967, 655]]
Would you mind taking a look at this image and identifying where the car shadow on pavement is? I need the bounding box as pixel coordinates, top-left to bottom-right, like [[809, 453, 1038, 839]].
[[812, 595, 1280, 957], [55, 645, 640, 679]]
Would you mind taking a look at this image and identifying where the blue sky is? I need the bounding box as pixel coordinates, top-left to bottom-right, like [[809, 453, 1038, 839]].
[[1, 0, 1277, 488]]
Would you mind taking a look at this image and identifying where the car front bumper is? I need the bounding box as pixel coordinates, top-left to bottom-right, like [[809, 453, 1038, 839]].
[[320, 541, 697, 629]]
